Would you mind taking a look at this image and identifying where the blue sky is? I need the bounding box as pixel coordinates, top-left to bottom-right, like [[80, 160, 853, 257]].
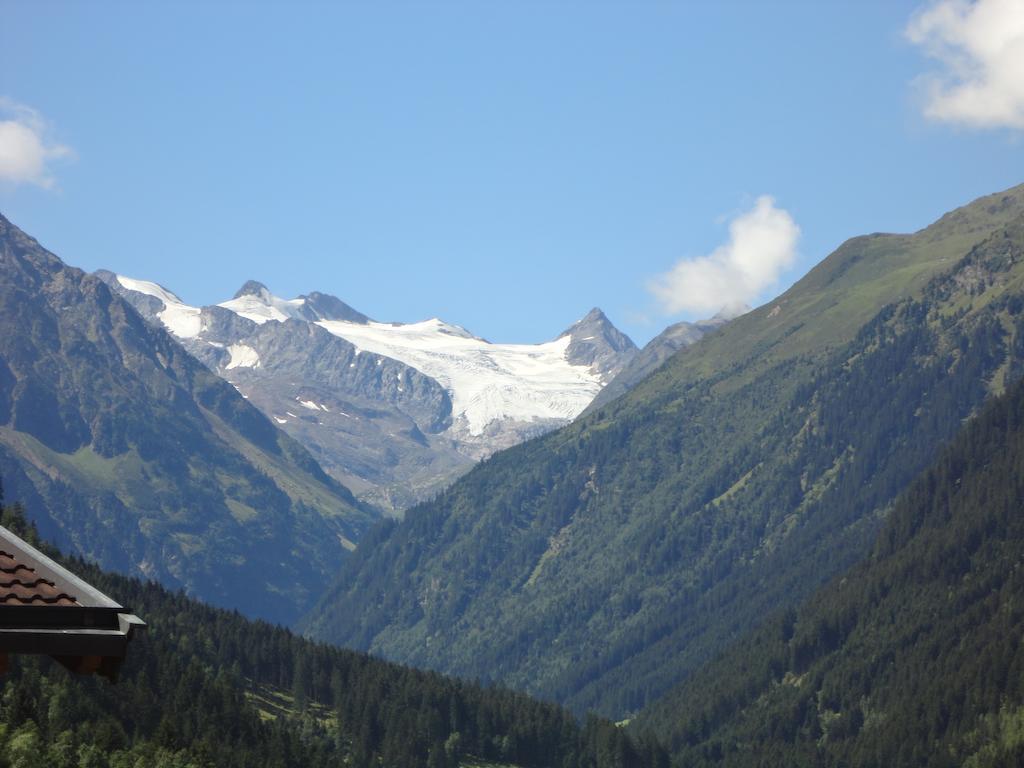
[[2, 1, 1022, 344]]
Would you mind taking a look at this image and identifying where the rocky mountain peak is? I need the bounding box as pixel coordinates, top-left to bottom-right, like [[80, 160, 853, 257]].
[[233, 280, 271, 300], [302, 291, 371, 324], [559, 308, 638, 382]]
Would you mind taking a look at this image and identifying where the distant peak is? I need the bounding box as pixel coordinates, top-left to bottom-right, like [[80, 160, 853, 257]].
[[302, 291, 371, 324], [560, 308, 611, 336], [234, 280, 270, 300], [558, 307, 638, 355]]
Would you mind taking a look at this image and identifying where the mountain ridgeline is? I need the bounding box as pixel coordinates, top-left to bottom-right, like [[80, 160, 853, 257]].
[[0, 214, 377, 625], [635, 359, 1024, 767], [303, 184, 1024, 718], [586, 309, 738, 413]]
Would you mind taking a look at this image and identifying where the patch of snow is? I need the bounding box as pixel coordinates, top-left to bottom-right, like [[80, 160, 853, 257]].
[[297, 398, 324, 411], [225, 344, 260, 370], [286, 412, 298, 418], [316, 318, 603, 436], [274, 417, 288, 424], [116, 275, 203, 339], [116, 275, 184, 306], [217, 288, 307, 325]]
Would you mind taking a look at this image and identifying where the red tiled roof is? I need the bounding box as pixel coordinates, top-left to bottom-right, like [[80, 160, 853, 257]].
[[0, 527, 146, 682], [0, 549, 77, 606]]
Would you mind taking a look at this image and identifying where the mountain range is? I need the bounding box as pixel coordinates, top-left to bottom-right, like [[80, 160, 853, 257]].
[[303, 182, 1024, 720], [101, 275, 646, 512], [4, 183, 1024, 766]]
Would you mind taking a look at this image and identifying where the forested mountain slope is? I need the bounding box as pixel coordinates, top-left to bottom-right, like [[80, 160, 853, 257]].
[[0, 507, 666, 768], [636, 366, 1024, 768], [0, 213, 377, 624], [304, 184, 1024, 717]]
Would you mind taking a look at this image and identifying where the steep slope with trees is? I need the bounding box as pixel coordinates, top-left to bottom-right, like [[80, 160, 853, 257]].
[[0, 504, 666, 768], [636, 368, 1024, 768], [305, 184, 1024, 717]]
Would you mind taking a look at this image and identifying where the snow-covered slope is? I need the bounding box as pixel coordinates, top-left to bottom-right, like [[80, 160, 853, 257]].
[[317, 318, 602, 437], [115, 275, 203, 338], [101, 273, 638, 511], [116, 276, 627, 437], [219, 283, 309, 325]]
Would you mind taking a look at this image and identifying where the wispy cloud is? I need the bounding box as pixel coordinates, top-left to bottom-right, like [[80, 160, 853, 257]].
[[0, 99, 74, 189], [647, 196, 800, 317], [906, 0, 1024, 130]]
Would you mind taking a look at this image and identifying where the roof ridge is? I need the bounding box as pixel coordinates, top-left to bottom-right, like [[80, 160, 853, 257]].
[[0, 591, 77, 605], [0, 549, 78, 605], [0, 576, 53, 588]]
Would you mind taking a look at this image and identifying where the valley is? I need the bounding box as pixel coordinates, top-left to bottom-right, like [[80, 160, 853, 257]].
[[3, 3, 1021, 762], [4, 184, 1024, 767], [304, 183, 1024, 718]]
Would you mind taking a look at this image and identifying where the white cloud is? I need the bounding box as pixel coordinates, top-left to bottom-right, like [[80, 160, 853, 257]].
[[0, 99, 73, 189], [906, 0, 1024, 130], [648, 196, 800, 317]]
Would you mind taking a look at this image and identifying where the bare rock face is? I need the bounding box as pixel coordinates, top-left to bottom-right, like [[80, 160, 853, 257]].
[[560, 308, 639, 382]]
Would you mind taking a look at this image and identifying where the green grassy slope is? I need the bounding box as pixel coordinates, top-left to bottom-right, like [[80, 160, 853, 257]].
[[636, 364, 1024, 768], [304, 184, 1024, 717], [0, 213, 378, 624]]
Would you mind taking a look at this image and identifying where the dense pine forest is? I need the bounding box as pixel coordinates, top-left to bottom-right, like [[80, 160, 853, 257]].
[[635, 367, 1024, 767], [0, 502, 666, 768]]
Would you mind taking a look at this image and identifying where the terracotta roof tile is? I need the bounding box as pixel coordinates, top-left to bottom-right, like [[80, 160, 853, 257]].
[[0, 549, 78, 606]]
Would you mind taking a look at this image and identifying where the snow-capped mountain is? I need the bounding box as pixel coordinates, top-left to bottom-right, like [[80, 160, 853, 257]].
[[100, 274, 638, 512]]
